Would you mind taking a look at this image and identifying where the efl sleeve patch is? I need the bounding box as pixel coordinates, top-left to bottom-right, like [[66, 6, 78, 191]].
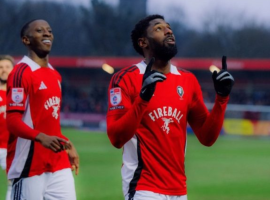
[[11, 88, 24, 106], [110, 87, 122, 106]]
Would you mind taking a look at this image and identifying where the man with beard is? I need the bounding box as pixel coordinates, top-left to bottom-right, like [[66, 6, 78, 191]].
[[0, 55, 14, 200], [106, 15, 234, 200]]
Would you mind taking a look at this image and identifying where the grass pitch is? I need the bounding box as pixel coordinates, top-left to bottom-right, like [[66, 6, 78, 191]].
[[1, 128, 269, 200]]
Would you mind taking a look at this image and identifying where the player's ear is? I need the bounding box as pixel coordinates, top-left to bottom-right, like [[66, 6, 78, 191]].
[[138, 38, 148, 49], [22, 36, 30, 45]]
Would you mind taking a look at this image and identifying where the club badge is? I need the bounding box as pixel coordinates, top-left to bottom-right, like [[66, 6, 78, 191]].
[[177, 86, 184, 99], [110, 87, 122, 106], [11, 88, 24, 103]]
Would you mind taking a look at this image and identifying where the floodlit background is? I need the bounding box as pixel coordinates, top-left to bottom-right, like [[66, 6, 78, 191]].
[[0, 0, 270, 199]]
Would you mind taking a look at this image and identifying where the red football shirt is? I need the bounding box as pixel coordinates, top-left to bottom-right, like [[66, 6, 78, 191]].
[[6, 56, 70, 179], [0, 89, 8, 148], [107, 61, 229, 196]]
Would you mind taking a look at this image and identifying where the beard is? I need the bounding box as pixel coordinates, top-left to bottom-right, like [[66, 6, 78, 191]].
[[0, 78, 7, 84], [148, 37, 178, 61]]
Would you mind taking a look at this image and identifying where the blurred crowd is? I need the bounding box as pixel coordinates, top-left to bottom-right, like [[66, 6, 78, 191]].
[[60, 71, 270, 114], [203, 89, 270, 106], [61, 88, 270, 114], [62, 85, 108, 114]]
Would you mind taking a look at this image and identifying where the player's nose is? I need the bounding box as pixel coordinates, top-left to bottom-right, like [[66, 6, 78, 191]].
[[165, 27, 173, 35], [43, 30, 52, 37]]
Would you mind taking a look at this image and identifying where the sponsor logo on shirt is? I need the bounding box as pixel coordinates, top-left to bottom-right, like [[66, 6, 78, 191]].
[[11, 88, 24, 103], [161, 118, 174, 134], [149, 107, 183, 134], [44, 96, 61, 119], [110, 87, 122, 106], [148, 106, 183, 134]]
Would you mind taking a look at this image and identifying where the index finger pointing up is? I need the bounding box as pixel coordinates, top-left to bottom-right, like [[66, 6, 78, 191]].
[[222, 56, 227, 71], [145, 57, 155, 73]]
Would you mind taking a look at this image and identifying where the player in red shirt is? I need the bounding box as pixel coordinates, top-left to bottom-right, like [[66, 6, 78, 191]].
[[0, 55, 14, 200], [106, 15, 234, 200], [6, 19, 79, 200]]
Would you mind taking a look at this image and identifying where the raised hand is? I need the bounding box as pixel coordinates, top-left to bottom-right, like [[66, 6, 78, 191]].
[[212, 56, 235, 97], [140, 57, 166, 101]]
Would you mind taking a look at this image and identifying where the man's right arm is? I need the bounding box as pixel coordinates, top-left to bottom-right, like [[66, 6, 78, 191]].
[[6, 65, 69, 152], [107, 96, 149, 149], [6, 111, 69, 152], [107, 59, 166, 149]]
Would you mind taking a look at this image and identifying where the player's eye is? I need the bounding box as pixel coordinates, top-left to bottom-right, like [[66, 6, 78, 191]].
[[155, 27, 162, 31]]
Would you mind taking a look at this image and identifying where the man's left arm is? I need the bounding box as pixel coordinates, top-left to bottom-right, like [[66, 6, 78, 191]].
[[66, 141, 79, 175], [188, 95, 229, 146], [188, 56, 234, 146]]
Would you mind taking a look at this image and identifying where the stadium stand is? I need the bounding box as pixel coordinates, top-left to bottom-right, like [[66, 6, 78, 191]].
[[12, 57, 270, 132]]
